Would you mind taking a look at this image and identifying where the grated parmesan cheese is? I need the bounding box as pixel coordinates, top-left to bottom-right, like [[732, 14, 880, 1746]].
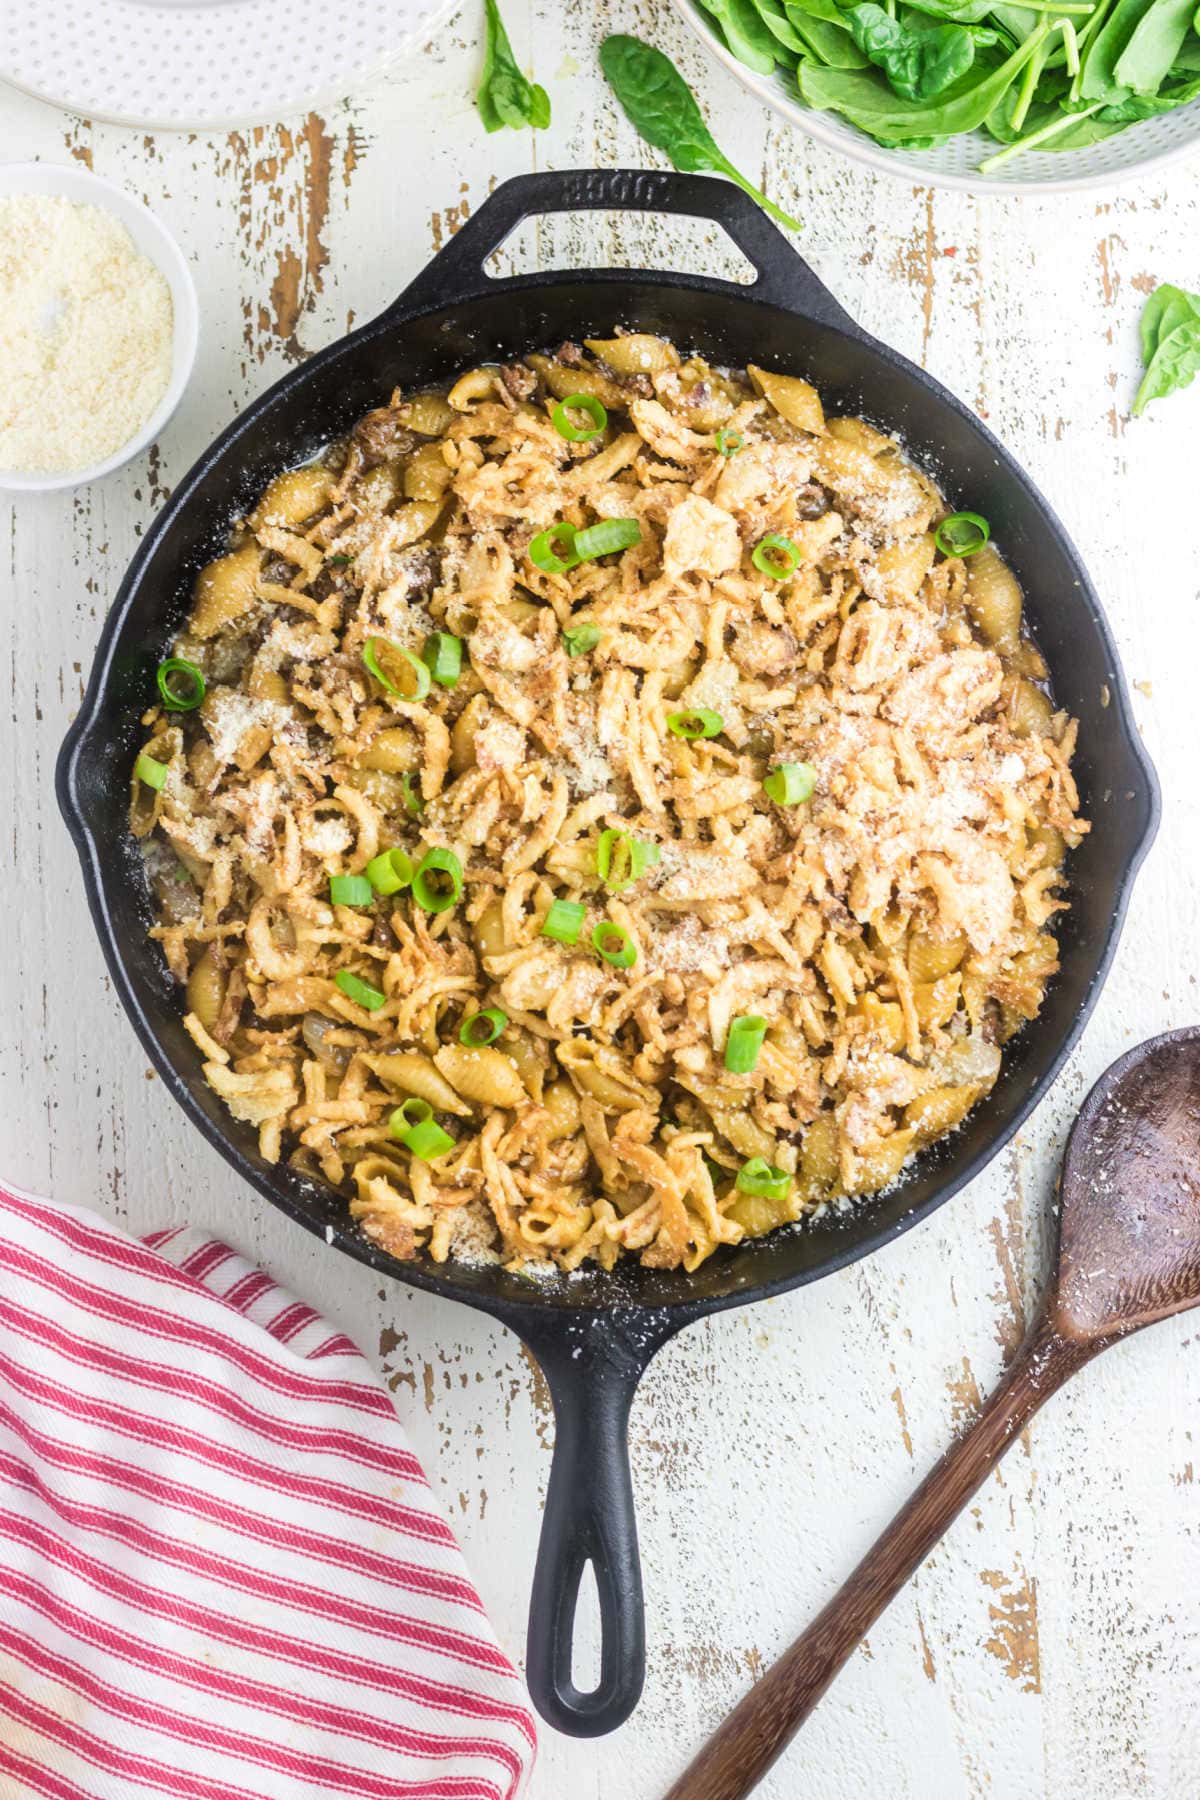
[[0, 193, 173, 473], [202, 690, 285, 766]]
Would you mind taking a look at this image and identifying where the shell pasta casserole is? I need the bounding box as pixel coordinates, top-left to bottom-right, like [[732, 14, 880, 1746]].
[[131, 334, 1086, 1276]]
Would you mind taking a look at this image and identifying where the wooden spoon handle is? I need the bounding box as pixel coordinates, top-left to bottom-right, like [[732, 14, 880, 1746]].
[[664, 1315, 1090, 1800]]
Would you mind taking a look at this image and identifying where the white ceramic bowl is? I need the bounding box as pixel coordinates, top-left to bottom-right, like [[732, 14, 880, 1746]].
[[671, 0, 1200, 193], [0, 163, 199, 493]]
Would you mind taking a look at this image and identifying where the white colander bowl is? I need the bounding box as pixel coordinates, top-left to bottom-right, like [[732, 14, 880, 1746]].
[[671, 0, 1200, 192]]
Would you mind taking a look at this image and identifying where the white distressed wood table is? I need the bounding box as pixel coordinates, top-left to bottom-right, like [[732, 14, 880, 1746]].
[[2, 4, 1198, 1794]]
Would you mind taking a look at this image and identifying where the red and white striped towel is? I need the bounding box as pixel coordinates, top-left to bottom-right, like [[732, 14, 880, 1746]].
[[0, 1181, 536, 1800]]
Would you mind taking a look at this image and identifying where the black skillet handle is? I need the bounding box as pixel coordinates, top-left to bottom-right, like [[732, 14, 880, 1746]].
[[514, 1307, 682, 1738], [386, 167, 857, 334]]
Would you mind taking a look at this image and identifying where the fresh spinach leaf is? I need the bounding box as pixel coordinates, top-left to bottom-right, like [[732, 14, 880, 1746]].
[[985, 77, 1062, 137], [791, 12, 873, 63], [686, 0, 1200, 169], [797, 16, 1049, 135], [755, 0, 811, 55], [696, 0, 783, 71], [1135, 316, 1200, 412], [903, 0, 997, 23], [599, 34, 802, 230], [1113, 0, 1197, 90], [787, 0, 858, 24], [874, 129, 953, 142], [847, 3, 978, 98], [1139, 282, 1200, 358], [1099, 69, 1200, 112], [1077, 0, 1158, 98], [1132, 282, 1200, 412], [477, 0, 550, 132]]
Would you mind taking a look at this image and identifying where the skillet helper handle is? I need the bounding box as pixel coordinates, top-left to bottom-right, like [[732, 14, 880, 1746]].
[[519, 1313, 678, 1738], [664, 1311, 1093, 1800], [387, 167, 855, 331]]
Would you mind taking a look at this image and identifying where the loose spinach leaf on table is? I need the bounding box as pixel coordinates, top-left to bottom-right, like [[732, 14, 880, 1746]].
[[1139, 281, 1200, 357], [599, 34, 802, 230], [847, 3, 979, 98], [476, 0, 551, 133], [1135, 319, 1200, 410], [1134, 282, 1200, 413]]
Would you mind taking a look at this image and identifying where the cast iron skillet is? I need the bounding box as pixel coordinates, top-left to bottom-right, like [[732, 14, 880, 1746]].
[[57, 168, 1159, 1739]]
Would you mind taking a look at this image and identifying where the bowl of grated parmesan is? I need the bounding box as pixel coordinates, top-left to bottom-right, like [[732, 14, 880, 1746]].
[[0, 162, 198, 493]]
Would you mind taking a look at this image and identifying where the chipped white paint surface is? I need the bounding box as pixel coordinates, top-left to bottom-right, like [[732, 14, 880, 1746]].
[[1, 5, 1198, 1795]]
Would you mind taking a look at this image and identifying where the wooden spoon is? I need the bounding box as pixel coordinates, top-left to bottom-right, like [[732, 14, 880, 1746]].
[[665, 1027, 1200, 1800]]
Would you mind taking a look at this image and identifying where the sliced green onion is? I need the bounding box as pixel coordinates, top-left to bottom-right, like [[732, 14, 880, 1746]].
[[334, 969, 387, 1011], [752, 534, 801, 580], [934, 512, 991, 558], [390, 1096, 433, 1132], [412, 847, 463, 913], [329, 874, 374, 907], [389, 1099, 456, 1160], [529, 523, 578, 575], [401, 772, 424, 817], [135, 752, 168, 790], [572, 518, 641, 562], [592, 921, 637, 969], [398, 1117, 456, 1160], [666, 707, 723, 740], [763, 761, 816, 806], [725, 1015, 768, 1074], [365, 847, 414, 895], [552, 394, 607, 442], [423, 632, 462, 687], [563, 623, 602, 657], [541, 898, 586, 944], [327, 553, 354, 567], [596, 828, 661, 893], [735, 1157, 791, 1202], [363, 637, 432, 702], [156, 657, 206, 712], [715, 428, 743, 457], [459, 1007, 508, 1047]]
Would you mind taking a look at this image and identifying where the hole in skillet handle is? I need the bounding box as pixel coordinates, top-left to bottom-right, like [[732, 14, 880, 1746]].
[[489, 209, 761, 287], [518, 1307, 682, 1737], [377, 167, 860, 338]]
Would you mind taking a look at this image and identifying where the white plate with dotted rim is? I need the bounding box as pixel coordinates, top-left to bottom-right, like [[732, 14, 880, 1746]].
[[1, 0, 460, 131], [671, 0, 1200, 192]]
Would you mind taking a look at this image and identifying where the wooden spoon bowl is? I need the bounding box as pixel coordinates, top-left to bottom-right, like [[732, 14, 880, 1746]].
[[665, 1027, 1200, 1800], [1055, 1028, 1200, 1340]]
